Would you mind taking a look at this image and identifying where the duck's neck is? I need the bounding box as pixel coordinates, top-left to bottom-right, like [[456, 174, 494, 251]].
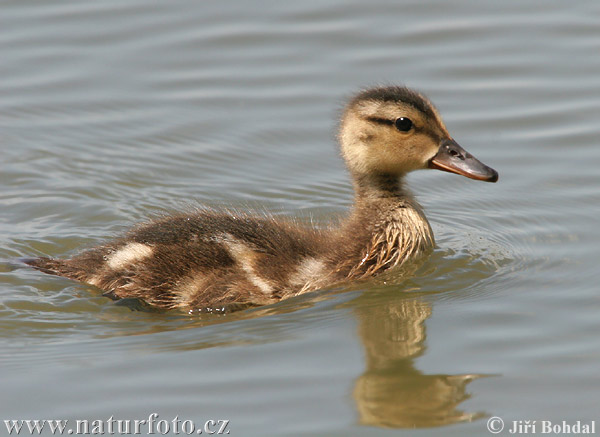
[[334, 172, 435, 279], [349, 172, 429, 228], [352, 172, 407, 200]]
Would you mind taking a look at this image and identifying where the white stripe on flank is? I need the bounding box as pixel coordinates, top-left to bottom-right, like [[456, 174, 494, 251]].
[[220, 234, 273, 295], [289, 257, 325, 293], [106, 242, 154, 270]]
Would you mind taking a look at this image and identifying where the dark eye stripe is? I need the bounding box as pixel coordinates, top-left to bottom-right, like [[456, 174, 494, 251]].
[[365, 116, 394, 126]]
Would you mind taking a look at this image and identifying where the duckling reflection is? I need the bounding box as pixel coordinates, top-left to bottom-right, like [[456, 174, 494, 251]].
[[350, 290, 484, 428]]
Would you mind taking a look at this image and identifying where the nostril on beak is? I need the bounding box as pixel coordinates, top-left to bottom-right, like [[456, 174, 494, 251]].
[[448, 148, 464, 160]]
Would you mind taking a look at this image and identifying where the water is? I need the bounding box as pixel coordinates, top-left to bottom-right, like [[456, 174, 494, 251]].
[[2, 1, 599, 435]]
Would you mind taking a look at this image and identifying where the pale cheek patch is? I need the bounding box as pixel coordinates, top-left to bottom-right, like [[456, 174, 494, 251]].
[[106, 242, 154, 270]]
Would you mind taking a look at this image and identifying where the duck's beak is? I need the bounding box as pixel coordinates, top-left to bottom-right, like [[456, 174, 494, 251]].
[[428, 139, 498, 182]]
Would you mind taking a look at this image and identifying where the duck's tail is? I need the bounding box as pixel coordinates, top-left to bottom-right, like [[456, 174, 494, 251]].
[[21, 257, 77, 278]]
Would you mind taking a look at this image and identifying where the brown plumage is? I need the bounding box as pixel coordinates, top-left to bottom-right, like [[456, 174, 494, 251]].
[[25, 86, 498, 312]]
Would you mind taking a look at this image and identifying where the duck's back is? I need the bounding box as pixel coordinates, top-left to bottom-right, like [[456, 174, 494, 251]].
[[28, 211, 328, 311]]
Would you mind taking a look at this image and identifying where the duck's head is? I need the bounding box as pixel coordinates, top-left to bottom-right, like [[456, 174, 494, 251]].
[[339, 86, 498, 190]]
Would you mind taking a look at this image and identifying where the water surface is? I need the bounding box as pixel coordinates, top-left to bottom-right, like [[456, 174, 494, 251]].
[[2, 1, 599, 435]]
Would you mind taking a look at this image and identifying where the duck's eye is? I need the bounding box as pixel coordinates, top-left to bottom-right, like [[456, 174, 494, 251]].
[[394, 117, 413, 132]]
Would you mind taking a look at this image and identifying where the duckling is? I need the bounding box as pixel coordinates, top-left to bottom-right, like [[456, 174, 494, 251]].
[[25, 86, 498, 312]]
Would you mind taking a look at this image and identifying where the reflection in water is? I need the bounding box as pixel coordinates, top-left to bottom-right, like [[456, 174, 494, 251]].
[[351, 293, 484, 428]]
